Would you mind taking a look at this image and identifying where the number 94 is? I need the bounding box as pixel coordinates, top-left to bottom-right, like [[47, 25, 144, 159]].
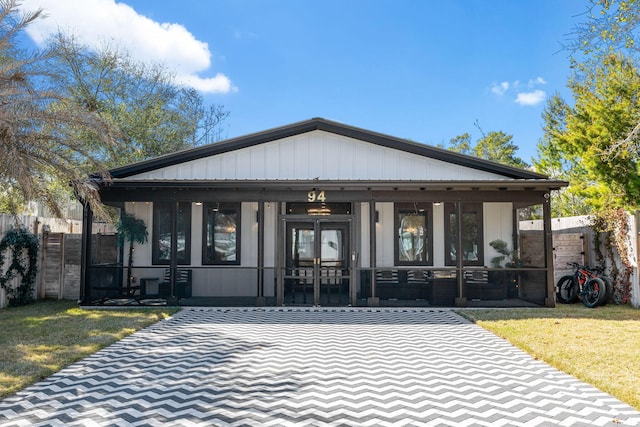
[[307, 191, 326, 202]]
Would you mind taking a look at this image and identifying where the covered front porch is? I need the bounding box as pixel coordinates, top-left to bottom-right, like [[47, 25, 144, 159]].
[[80, 179, 560, 308]]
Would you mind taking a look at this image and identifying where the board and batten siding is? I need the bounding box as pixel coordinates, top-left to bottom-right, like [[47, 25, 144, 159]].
[[127, 131, 509, 182]]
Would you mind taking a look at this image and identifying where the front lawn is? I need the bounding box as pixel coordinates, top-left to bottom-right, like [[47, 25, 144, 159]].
[[0, 300, 177, 398], [458, 304, 640, 410]]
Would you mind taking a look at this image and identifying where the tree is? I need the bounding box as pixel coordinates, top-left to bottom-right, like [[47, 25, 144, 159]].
[[571, 54, 640, 208], [0, 1, 230, 217], [535, 1, 640, 210], [560, 0, 640, 205], [537, 54, 640, 210], [0, 0, 116, 217], [46, 33, 230, 169], [445, 133, 472, 155], [442, 128, 529, 168], [533, 93, 592, 216], [570, 0, 640, 61], [474, 131, 529, 169]]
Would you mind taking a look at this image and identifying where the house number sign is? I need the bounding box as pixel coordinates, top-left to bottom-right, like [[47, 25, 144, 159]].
[[307, 190, 327, 202]]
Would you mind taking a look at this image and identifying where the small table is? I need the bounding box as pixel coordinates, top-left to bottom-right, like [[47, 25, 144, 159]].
[[139, 277, 160, 297]]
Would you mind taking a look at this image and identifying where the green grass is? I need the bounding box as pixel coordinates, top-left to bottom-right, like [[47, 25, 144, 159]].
[[0, 300, 178, 398], [458, 304, 640, 411]]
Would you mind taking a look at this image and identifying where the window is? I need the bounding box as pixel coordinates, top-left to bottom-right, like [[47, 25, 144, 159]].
[[203, 203, 240, 265], [444, 203, 483, 266], [394, 203, 433, 266], [152, 202, 191, 265], [286, 202, 352, 215]]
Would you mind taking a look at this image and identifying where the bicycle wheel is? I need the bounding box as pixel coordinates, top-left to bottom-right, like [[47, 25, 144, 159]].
[[581, 277, 607, 308], [597, 275, 613, 306], [556, 275, 578, 304]]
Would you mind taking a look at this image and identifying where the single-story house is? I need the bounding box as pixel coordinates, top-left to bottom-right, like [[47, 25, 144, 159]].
[[80, 118, 568, 307]]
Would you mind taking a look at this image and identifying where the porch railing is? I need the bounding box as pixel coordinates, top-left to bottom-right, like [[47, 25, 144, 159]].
[[85, 264, 547, 307]]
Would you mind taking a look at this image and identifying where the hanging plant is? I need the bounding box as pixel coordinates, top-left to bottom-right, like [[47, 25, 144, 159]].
[[0, 226, 39, 307]]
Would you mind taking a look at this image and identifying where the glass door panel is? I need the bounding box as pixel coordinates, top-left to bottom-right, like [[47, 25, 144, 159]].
[[319, 223, 349, 306], [284, 220, 350, 306], [285, 223, 315, 305]]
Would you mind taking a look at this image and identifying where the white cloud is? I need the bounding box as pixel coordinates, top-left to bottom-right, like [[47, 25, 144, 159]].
[[176, 73, 238, 94], [233, 29, 258, 40], [490, 76, 548, 106], [528, 76, 547, 87], [491, 81, 510, 96], [515, 89, 546, 106], [19, 0, 235, 94]]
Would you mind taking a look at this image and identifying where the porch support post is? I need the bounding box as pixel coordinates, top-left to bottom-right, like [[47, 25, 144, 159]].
[[543, 194, 556, 307], [455, 201, 467, 307], [256, 201, 266, 306], [79, 202, 93, 305], [367, 200, 379, 307], [167, 201, 178, 305], [276, 203, 284, 306]]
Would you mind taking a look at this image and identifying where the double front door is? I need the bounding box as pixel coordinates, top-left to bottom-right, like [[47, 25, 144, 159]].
[[284, 220, 351, 306]]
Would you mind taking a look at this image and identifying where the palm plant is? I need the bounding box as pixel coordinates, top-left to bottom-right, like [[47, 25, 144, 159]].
[[0, 0, 116, 217], [115, 213, 148, 289]]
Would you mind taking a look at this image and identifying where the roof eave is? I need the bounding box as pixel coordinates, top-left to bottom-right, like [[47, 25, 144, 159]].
[[97, 178, 569, 192]]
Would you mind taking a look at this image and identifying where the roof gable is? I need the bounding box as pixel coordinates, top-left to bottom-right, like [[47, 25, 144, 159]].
[[108, 118, 547, 181]]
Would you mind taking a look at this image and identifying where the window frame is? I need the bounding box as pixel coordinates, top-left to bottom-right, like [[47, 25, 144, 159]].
[[394, 203, 434, 266], [444, 202, 484, 266], [152, 201, 192, 265], [202, 202, 241, 265]]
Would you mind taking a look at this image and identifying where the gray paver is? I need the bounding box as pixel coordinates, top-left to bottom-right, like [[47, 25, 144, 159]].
[[0, 307, 639, 426]]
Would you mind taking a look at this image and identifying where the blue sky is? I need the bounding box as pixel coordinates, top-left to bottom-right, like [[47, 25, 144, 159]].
[[21, 0, 589, 163]]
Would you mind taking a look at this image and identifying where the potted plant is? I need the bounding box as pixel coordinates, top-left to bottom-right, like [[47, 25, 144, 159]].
[[489, 239, 516, 268], [115, 213, 148, 291], [489, 239, 521, 298]]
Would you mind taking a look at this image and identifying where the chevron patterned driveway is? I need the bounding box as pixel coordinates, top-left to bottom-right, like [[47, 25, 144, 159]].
[[1, 307, 639, 426]]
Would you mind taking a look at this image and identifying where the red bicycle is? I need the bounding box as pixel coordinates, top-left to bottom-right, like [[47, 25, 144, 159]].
[[556, 262, 610, 308]]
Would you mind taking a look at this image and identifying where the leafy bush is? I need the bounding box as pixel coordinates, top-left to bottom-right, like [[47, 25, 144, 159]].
[[0, 227, 39, 306]]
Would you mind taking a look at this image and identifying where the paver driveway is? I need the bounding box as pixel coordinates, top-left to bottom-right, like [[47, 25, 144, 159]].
[[1, 307, 639, 426]]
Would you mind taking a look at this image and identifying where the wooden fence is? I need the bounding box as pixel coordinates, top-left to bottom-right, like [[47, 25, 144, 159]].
[[39, 233, 81, 300], [0, 214, 115, 307], [549, 215, 639, 308]]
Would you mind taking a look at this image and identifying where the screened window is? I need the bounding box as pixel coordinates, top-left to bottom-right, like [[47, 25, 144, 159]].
[[395, 203, 433, 266], [203, 203, 240, 264], [445, 202, 483, 266], [152, 202, 191, 265]]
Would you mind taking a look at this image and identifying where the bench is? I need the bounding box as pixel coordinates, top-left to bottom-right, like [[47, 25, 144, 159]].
[[375, 269, 432, 300], [159, 269, 192, 299]]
